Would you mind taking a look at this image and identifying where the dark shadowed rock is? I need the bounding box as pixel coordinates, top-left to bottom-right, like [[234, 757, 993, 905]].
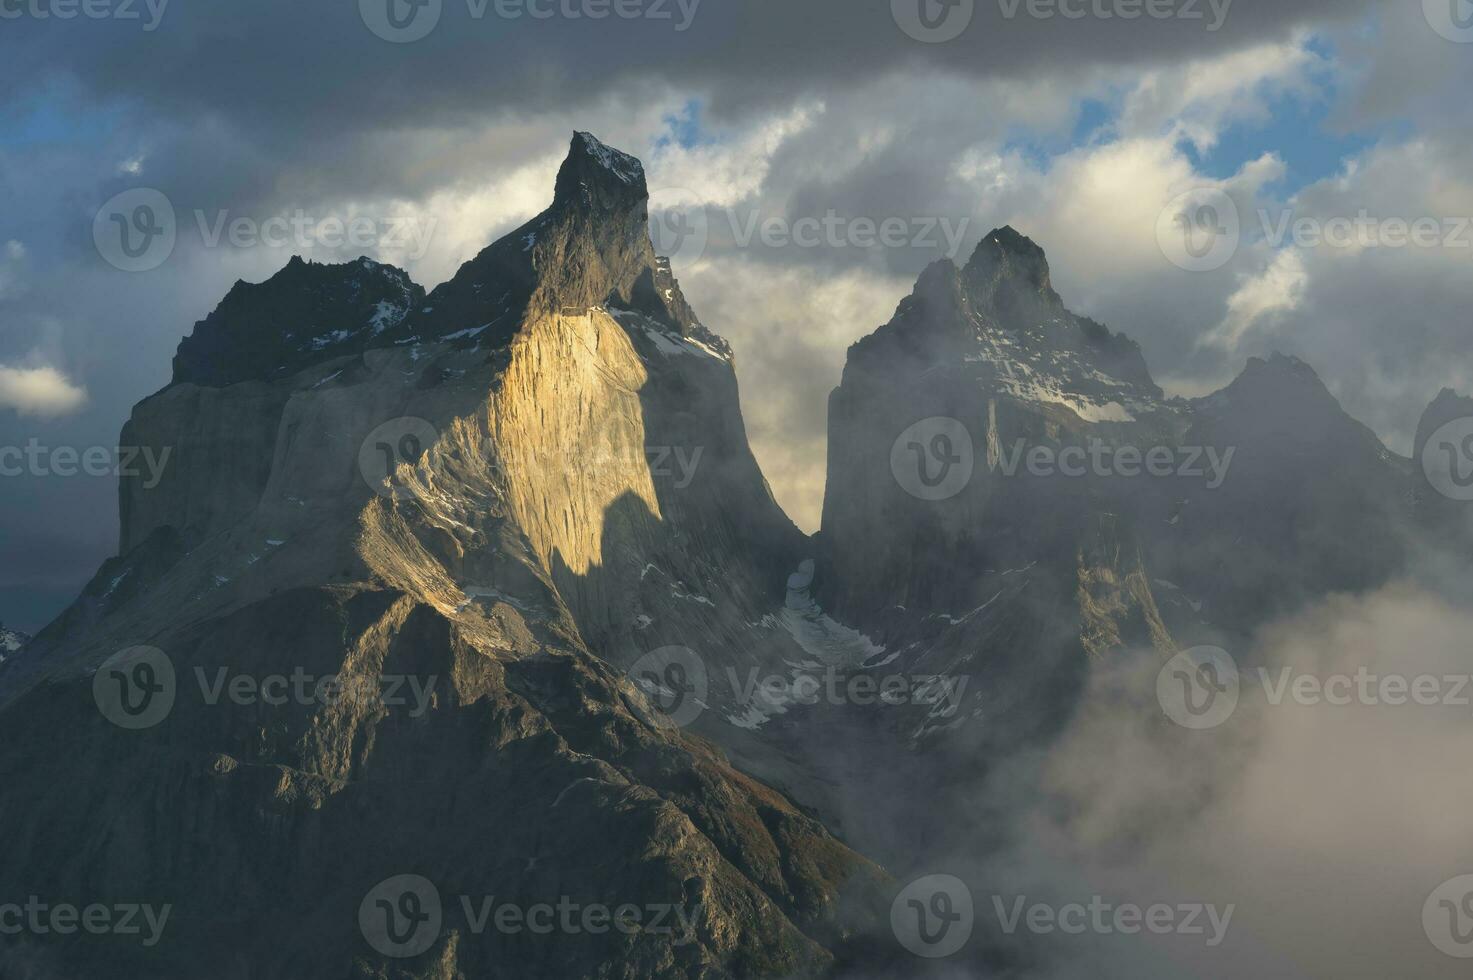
[[173, 256, 425, 387]]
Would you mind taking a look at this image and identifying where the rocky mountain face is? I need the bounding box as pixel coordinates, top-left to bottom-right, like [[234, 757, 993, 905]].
[[817, 227, 1423, 767], [171, 255, 425, 387], [0, 134, 882, 979], [0, 136, 1466, 979]]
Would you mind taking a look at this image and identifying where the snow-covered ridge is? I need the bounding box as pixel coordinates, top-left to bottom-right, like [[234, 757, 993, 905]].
[[960, 313, 1164, 422], [605, 306, 732, 362]]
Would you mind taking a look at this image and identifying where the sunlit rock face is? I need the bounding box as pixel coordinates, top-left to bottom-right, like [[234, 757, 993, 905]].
[[0, 134, 880, 979]]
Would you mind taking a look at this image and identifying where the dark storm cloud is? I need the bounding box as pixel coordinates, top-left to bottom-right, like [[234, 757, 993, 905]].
[[0, 0, 1454, 631], [0, 0, 1379, 212], [7, 0, 1378, 114]]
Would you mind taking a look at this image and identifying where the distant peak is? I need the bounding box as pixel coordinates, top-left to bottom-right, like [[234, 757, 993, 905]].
[[172, 254, 424, 387], [982, 225, 1043, 256], [916, 256, 961, 285], [1244, 352, 1318, 380], [270, 254, 402, 281], [1430, 386, 1473, 407], [959, 225, 1061, 322], [1417, 387, 1473, 439], [966, 226, 1051, 282], [1214, 352, 1337, 411], [902, 258, 964, 311]]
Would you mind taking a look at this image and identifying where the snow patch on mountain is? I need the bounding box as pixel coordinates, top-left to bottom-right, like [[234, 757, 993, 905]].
[[369, 299, 408, 334], [777, 560, 885, 667], [961, 315, 1159, 422], [606, 306, 731, 361], [0, 623, 29, 663]]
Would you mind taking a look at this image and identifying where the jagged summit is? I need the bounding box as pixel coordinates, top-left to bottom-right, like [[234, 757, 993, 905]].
[[962, 225, 1063, 319], [1427, 386, 1473, 412], [169, 132, 719, 388], [1415, 386, 1473, 459], [1235, 352, 1328, 393], [557, 131, 648, 199], [1245, 351, 1319, 378], [172, 253, 423, 386], [885, 224, 1062, 331], [850, 227, 1160, 403], [973, 223, 1043, 260], [1197, 351, 1341, 421]]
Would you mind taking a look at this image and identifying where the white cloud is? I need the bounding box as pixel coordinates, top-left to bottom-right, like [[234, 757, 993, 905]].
[[981, 581, 1473, 979], [1199, 247, 1308, 351], [0, 364, 88, 418], [679, 259, 908, 533], [645, 104, 820, 210], [1117, 37, 1324, 150]]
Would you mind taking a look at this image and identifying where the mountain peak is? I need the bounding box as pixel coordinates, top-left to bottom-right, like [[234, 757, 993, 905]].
[[1428, 386, 1473, 411], [571, 132, 644, 182], [554, 131, 648, 210], [173, 254, 423, 386], [1200, 351, 1343, 423], [1241, 351, 1324, 386], [1415, 386, 1473, 454], [168, 132, 721, 388], [961, 225, 1063, 321], [976, 224, 1043, 259]]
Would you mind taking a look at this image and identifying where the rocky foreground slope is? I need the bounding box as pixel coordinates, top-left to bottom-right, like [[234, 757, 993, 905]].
[[0, 134, 883, 979]]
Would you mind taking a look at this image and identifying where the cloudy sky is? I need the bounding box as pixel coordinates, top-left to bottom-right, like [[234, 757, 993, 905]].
[[2, 0, 1472, 631]]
